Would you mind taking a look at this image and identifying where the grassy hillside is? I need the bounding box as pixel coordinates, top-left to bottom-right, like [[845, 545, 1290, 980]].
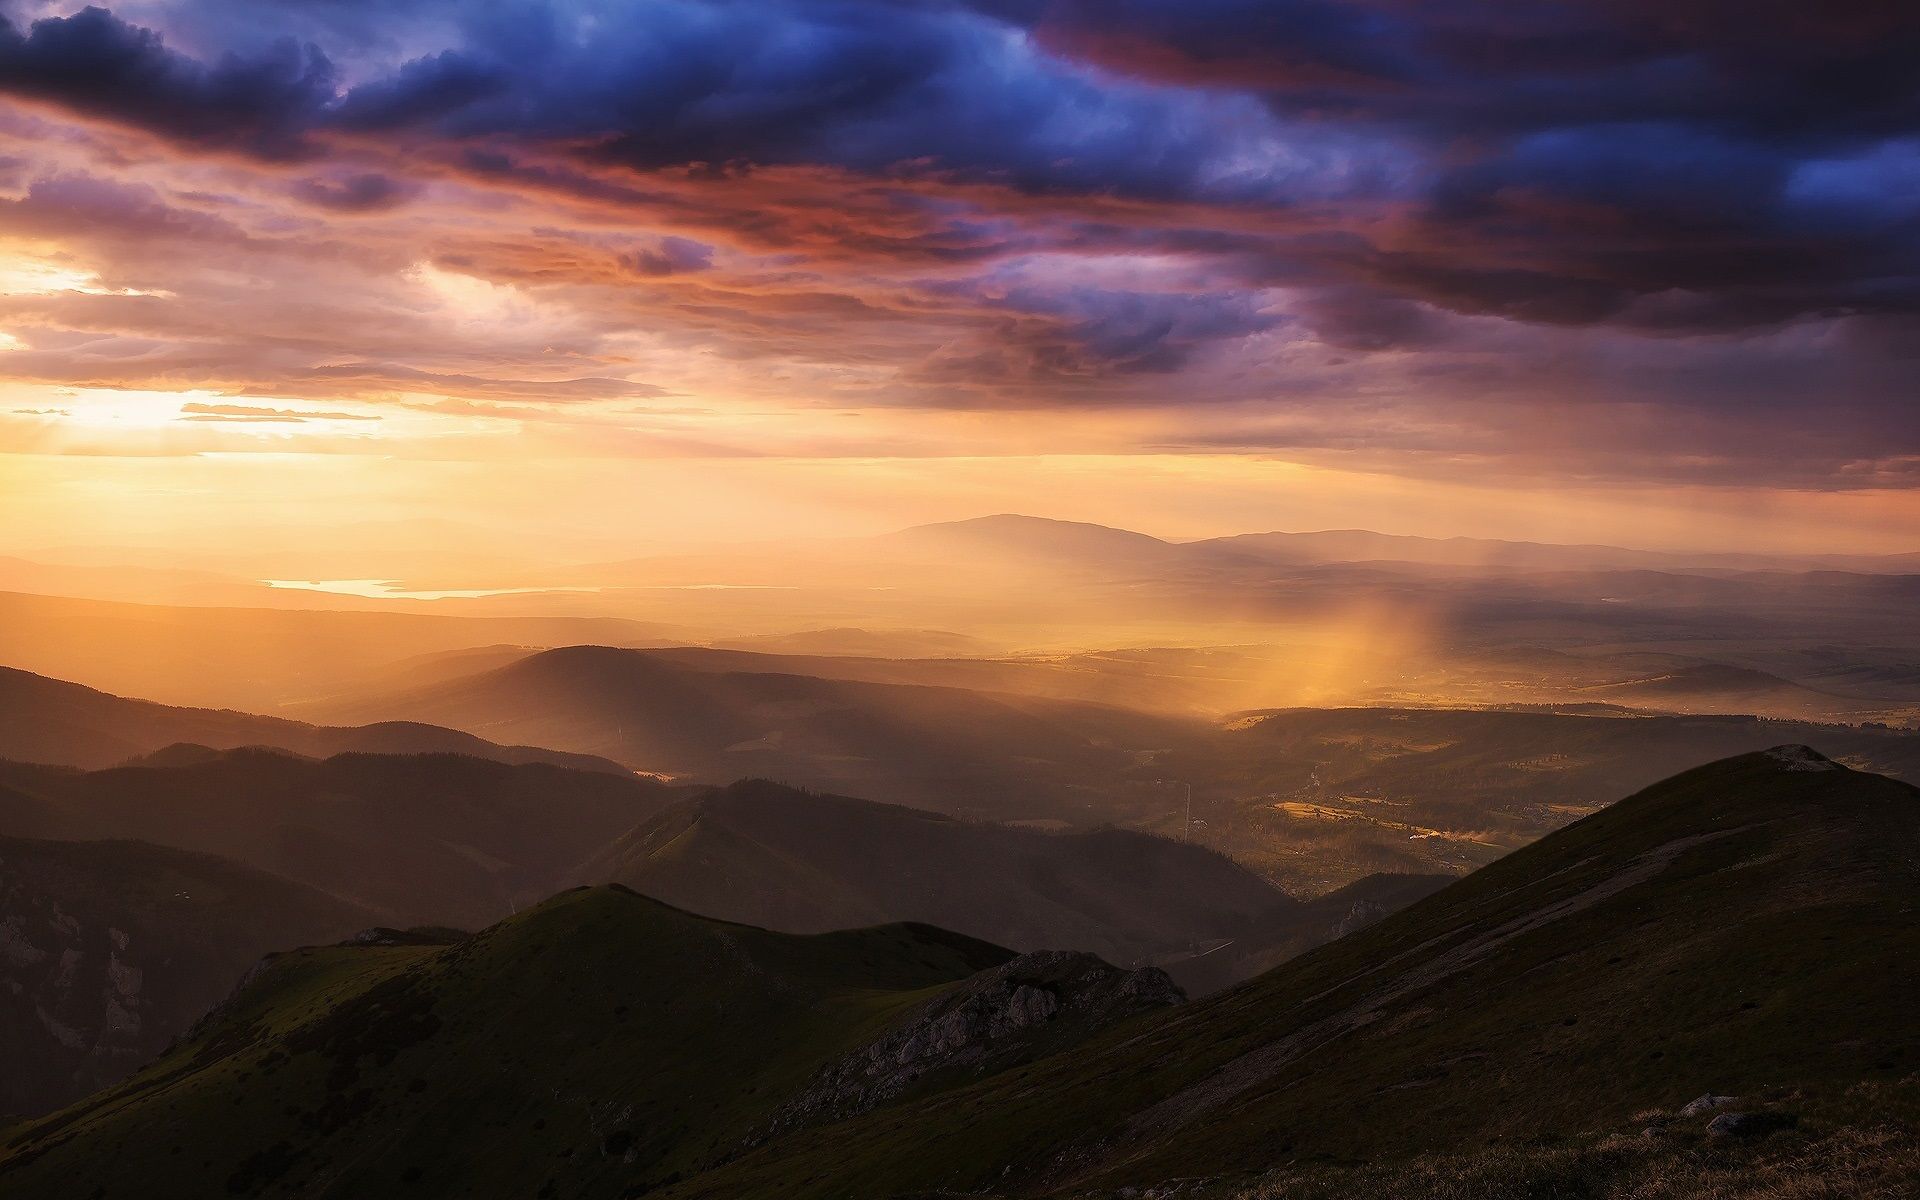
[[0, 748, 674, 927], [0, 664, 630, 774], [3, 748, 1911, 1198], [658, 746, 1920, 1198], [0, 888, 1016, 1198], [0, 836, 376, 1119], [584, 779, 1349, 992]]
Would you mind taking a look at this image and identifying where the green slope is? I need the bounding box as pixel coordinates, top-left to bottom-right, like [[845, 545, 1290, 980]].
[[660, 746, 1920, 1198], [6, 747, 1912, 1199], [0, 887, 1012, 1199]]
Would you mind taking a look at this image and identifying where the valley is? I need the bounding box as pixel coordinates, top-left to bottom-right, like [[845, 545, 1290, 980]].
[[0, 519, 1915, 1196]]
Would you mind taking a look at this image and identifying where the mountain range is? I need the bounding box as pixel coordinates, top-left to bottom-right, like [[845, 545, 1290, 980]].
[[1, 737, 1408, 1116], [3, 748, 1911, 1197], [0, 890, 1164, 1198], [0, 664, 629, 774], [7, 513, 1920, 731], [303, 644, 1204, 819], [671, 746, 1920, 1197], [0, 748, 673, 929], [580, 779, 1444, 993]]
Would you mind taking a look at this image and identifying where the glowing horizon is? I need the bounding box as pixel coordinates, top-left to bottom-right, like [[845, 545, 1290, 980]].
[[2, 2, 1917, 569]]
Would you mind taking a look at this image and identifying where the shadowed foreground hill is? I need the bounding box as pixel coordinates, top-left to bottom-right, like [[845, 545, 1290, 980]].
[[0, 836, 377, 1119], [585, 780, 1443, 994], [661, 746, 1920, 1198], [0, 748, 675, 928], [0, 889, 1174, 1199], [0, 665, 630, 775], [4, 749, 1912, 1199]]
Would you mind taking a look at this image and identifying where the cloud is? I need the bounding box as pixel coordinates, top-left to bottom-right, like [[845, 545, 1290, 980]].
[[985, 284, 1281, 377], [1, 1, 1917, 490], [3, 0, 1903, 342], [621, 236, 713, 277], [0, 5, 336, 158], [177, 401, 379, 422], [291, 171, 417, 212]]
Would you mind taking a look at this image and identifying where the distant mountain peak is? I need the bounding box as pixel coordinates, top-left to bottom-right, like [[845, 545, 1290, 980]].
[[886, 514, 1172, 548]]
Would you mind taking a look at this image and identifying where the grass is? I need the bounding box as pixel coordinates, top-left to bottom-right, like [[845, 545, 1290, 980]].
[[0, 887, 1010, 1199], [4, 750, 1914, 1200], [657, 751, 1920, 1199], [1221, 1081, 1920, 1200]]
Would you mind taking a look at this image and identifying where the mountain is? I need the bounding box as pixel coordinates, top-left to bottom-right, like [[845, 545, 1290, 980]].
[[871, 514, 1196, 572], [0, 835, 377, 1119], [579, 779, 1417, 992], [708, 627, 996, 658], [0, 665, 629, 774], [0, 888, 1175, 1198], [1196, 705, 1920, 890], [0, 590, 688, 710], [5, 748, 1910, 1198], [421, 638, 1902, 724], [0, 748, 674, 928], [301, 645, 1920, 893], [1570, 661, 1852, 717], [1194, 527, 1920, 575], [658, 746, 1920, 1197], [305, 645, 1208, 822]]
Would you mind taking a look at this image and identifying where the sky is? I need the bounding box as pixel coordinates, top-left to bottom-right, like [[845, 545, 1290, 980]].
[[1, 0, 1917, 560]]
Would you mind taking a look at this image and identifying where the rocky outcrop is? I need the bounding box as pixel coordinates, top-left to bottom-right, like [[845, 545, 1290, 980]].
[[1328, 898, 1389, 940], [755, 951, 1181, 1142], [1681, 1093, 1737, 1116], [0, 895, 155, 1118], [1765, 745, 1836, 772], [1708, 1111, 1798, 1139], [0, 837, 373, 1119]]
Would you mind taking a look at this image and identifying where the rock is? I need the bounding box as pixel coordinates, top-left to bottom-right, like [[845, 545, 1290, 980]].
[[1331, 900, 1388, 939], [1682, 1093, 1737, 1116], [1707, 1111, 1798, 1139], [754, 950, 1183, 1143], [1764, 745, 1836, 772], [344, 927, 464, 947]]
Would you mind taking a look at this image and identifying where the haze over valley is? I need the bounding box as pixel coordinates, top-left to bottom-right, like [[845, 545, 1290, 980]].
[[6, 513, 1920, 1197]]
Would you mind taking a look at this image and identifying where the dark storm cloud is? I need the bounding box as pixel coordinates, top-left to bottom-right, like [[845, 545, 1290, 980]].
[[1295, 287, 1444, 351], [0, 2, 1322, 202], [2, 0, 1917, 483], [990, 286, 1281, 376], [999, 0, 1920, 332], [1011, 0, 1920, 139], [5, 0, 1912, 342], [906, 281, 1283, 383], [0, 5, 335, 158]]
